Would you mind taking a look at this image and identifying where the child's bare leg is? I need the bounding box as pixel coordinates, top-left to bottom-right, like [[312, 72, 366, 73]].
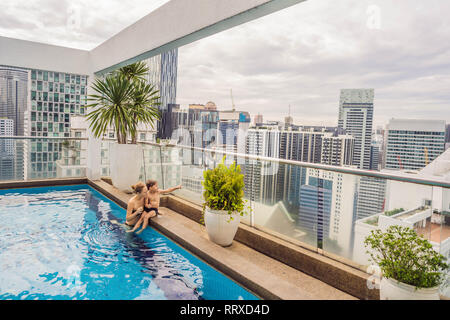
[[136, 212, 156, 234]]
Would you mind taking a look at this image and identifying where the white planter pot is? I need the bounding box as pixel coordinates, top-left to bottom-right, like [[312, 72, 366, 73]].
[[110, 143, 143, 193], [380, 277, 440, 300], [204, 208, 241, 247]]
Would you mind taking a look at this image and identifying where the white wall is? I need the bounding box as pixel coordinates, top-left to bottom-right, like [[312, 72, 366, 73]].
[[385, 179, 431, 212]]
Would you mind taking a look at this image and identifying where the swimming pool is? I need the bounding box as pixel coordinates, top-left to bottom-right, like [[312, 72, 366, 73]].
[[0, 185, 258, 300]]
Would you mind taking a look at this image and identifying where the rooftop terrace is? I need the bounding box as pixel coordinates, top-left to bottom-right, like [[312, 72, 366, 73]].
[[0, 0, 449, 301]]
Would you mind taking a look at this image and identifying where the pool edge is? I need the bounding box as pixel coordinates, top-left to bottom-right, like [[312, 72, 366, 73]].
[[0, 178, 88, 190]]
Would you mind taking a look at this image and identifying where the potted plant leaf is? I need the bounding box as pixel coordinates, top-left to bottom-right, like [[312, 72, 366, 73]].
[[86, 61, 160, 192], [364, 225, 448, 300], [201, 157, 251, 246]]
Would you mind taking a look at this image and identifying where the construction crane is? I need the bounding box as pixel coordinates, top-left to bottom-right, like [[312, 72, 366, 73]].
[[230, 89, 236, 111], [397, 155, 403, 170], [424, 147, 429, 166]]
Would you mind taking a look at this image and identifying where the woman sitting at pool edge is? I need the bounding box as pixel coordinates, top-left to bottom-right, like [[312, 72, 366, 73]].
[[126, 180, 182, 234], [123, 182, 155, 234]]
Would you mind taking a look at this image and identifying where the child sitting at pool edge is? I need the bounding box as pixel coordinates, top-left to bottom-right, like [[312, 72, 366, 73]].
[[126, 180, 182, 234]]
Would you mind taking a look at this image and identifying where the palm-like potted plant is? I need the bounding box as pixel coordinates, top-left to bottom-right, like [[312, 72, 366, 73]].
[[86, 61, 160, 192], [364, 225, 449, 300], [201, 157, 251, 246]]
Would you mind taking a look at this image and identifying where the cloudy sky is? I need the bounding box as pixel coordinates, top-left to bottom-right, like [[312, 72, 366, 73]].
[[1, 0, 449, 127]]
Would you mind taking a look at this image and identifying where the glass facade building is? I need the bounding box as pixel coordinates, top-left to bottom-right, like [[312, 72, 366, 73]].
[[338, 89, 374, 170], [0, 66, 29, 136], [0, 66, 28, 180], [144, 49, 178, 139], [28, 69, 88, 179], [384, 119, 446, 170], [29, 69, 88, 137], [298, 179, 332, 245], [0, 118, 24, 180]]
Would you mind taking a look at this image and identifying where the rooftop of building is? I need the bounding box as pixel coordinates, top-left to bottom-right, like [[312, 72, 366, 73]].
[[387, 118, 447, 132]]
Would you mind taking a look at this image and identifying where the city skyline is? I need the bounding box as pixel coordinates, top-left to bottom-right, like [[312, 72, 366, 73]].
[[0, 1, 449, 128], [176, 0, 450, 128]]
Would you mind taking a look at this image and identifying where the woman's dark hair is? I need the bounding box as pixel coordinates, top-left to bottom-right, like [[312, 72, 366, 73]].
[[146, 179, 157, 189], [131, 181, 146, 194]]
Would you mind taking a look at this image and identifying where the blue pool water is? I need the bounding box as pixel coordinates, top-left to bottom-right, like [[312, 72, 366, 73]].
[[0, 185, 258, 300]]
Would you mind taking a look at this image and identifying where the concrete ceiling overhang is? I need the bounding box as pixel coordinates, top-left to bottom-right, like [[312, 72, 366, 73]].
[[0, 0, 306, 76], [91, 0, 306, 75]]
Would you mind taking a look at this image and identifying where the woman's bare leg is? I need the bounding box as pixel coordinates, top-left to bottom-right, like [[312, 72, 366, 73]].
[[126, 216, 144, 233]]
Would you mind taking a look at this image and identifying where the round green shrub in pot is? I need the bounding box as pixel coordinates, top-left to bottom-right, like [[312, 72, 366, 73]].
[[202, 157, 251, 246], [364, 225, 449, 300]]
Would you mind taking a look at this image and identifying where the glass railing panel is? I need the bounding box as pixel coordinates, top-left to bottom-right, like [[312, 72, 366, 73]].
[[142, 143, 450, 283], [0, 137, 87, 182], [170, 145, 216, 207], [243, 158, 314, 246], [219, 150, 253, 226], [351, 178, 438, 272], [100, 140, 111, 178], [168, 146, 257, 225], [435, 186, 450, 298], [0, 138, 27, 181], [303, 169, 365, 261], [55, 138, 87, 179], [159, 144, 183, 191], [141, 143, 164, 187]]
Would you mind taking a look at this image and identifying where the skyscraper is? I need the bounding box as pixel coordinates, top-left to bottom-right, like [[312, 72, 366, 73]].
[[355, 176, 386, 220], [249, 125, 354, 166], [444, 123, 450, 150], [245, 128, 281, 204], [28, 69, 89, 179], [338, 89, 374, 169], [171, 103, 219, 165], [337, 90, 386, 228], [384, 118, 446, 170], [254, 114, 263, 125], [279, 129, 323, 163], [0, 118, 25, 180], [285, 116, 293, 126], [298, 177, 332, 245], [297, 168, 358, 256], [218, 110, 251, 154], [321, 133, 354, 166], [244, 125, 354, 215], [0, 66, 28, 180], [0, 66, 28, 136], [144, 49, 178, 139], [159, 103, 181, 140], [369, 142, 380, 171], [0, 118, 14, 153]]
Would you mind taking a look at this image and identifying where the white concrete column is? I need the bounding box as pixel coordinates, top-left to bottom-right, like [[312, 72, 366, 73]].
[[86, 74, 102, 180]]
